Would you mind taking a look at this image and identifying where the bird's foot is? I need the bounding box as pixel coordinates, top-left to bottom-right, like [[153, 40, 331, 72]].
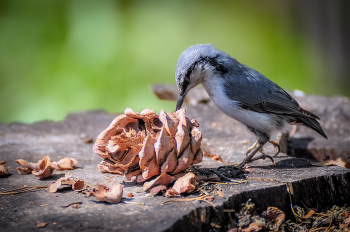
[[237, 143, 264, 168], [246, 141, 258, 157], [238, 141, 278, 167], [236, 157, 251, 169], [238, 152, 275, 168], [250, 152, 275, 164], [268, 140, 280, 157]]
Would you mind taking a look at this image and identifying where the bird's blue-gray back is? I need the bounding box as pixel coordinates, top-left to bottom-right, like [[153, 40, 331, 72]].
[[220, 58, 309, 118]]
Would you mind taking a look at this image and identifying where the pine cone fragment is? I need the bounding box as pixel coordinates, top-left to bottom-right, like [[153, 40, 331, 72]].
[[169, 172, 196, 195], [0, 161, 9, 176], [93, 108, 203, 182], [49, 172, 85, 193], [53, 158, 78, 171], [93, 183, 123, 204], [15, 156, 79, 179], [16, 156, 55, 179]]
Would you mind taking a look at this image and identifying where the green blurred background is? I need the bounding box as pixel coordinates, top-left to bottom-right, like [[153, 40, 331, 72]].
[[1, 0, 349, 123]]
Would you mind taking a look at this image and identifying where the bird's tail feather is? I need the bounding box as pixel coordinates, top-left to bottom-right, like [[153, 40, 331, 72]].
[[296, 116, 328, 139], [300, 107, 320, 120]]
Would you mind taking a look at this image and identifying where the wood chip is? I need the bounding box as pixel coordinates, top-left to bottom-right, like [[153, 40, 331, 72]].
[[37, 222, 47, 228]]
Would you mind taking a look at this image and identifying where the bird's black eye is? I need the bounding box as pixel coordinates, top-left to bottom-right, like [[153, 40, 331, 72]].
[[181, 62, 196, 93], [185, 64, 195, 80], [181, 76, 190, 95]]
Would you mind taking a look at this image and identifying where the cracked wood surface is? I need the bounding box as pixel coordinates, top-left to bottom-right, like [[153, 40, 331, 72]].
[[0, 93, 349, 232]]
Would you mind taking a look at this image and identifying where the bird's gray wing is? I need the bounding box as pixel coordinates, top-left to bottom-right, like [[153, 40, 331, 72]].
[[223, 65, 318, 119]]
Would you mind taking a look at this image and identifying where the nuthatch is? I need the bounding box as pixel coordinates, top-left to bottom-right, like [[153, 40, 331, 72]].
[[175, 44, 327, 167]]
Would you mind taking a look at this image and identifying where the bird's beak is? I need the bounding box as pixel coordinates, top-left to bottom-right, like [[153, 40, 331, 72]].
[[176, 93, 185, 111]]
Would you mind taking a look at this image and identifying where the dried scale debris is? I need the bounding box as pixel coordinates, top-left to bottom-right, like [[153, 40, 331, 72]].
[[165, 172, 196, 197], [0, 161, 9, 176], [37, 222, 47, 228], [93, 108, 203, 192], [162, 179, 247, 206], [53, 158, 78, 171], [202, 147, 225, 164], [49, 172, 85, 193], [289, 204, 350, 231], [143, 173, 176, 195], [16, 156, 55, 179], [263, 207, 286, 231], [226, 199, 350, 232], [312, 157, 350, 169], [15, 156, 78, 179], [225, 199, 286, 231], [93, 183, 123, 204]]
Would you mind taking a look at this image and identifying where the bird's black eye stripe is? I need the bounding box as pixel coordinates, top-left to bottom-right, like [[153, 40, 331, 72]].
[[186, 55, 228, 79], [185, 63, 196, 80], [182, 62, 197, 93], [182, 54, 228, 94], [181, 77, 190, 94]]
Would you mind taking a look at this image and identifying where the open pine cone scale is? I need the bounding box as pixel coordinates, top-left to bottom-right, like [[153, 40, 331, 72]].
[[93, 108, 202, 182]]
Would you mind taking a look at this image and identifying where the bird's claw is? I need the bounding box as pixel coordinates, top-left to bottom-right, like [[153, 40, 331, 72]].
[[238, 141, 278, 168], [268, 140, 280, 157], [238, 153, 275, 168], [245, 141, 258, 157], [250, 153, 275, 164]]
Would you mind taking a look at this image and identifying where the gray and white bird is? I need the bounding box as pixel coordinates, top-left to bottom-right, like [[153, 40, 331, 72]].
[[175, 44, 327, 167]]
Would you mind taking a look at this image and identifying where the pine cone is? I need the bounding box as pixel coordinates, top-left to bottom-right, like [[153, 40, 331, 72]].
[[93, 108, 203, 182]]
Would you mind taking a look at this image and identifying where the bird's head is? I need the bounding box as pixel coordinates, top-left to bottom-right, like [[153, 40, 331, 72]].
[[175, 44, 229, 111]]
